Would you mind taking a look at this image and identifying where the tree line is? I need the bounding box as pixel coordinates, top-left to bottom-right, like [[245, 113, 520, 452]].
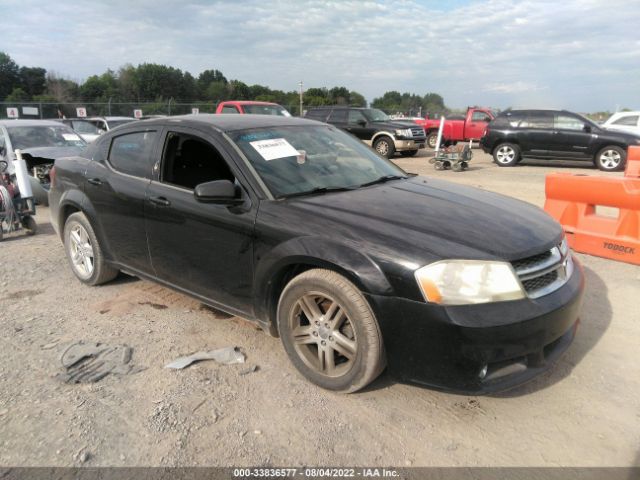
[[0, 51, 448, 116]]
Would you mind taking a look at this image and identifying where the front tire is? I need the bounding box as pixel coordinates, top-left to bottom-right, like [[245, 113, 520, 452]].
[[277, 269, 385, 393], [595, 146, 625, 171], [373, 136, 395, 158], [63, 212, 118, 285], [493, 143, 520, 166]]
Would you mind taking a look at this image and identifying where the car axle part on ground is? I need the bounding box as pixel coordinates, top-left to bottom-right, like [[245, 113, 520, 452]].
[[49, 114, 584, 394]]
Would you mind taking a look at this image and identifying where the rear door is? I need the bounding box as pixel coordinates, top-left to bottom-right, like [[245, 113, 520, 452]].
[[144, 127, 257, 316], [517, 111, 554, 156], [83, 128, 160, 273]]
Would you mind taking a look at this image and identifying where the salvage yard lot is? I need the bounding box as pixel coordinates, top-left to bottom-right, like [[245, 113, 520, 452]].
[[0, 149, 638, 467]]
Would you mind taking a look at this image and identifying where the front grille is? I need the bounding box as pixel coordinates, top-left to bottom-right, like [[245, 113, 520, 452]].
[[410, 127, 426, 139], [512, 239, 572, 299], [522, 269, 558, 292]]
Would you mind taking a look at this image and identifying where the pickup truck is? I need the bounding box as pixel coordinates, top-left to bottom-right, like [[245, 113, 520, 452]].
[[216, 100, 291, 116], [419, 107, 495, 148]]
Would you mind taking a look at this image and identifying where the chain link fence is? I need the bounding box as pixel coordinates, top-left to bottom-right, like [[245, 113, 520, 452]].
[[0, 101, 301, 120]]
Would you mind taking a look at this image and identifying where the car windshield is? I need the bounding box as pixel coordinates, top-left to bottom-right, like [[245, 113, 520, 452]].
[[7, 125, 87, 149], [363, 109, 391, 122], [243, 105, 292, 117], [229, 125, 407, 198], [71, 121, 101, 135], [107, 119, 136, 129]]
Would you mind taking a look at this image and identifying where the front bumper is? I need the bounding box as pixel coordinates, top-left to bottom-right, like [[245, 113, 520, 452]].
[[366, 256, 585, 394], [394, 139, 426, 151]]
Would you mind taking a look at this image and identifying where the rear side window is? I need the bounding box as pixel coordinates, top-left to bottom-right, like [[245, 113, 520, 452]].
[[108, 131, 157, 178], [554, 114, 584, 131], [221, 106, 239, 114], [305, 109, 330, 121], [612, 115, 639, 126], [329, 109, 348, 123], [471, 111, 492, 122], [520, 112, 553, 129], [492, 112, 524, 128]]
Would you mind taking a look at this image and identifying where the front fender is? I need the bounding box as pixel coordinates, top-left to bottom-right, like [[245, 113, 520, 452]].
[[253, 235, 394, 329]]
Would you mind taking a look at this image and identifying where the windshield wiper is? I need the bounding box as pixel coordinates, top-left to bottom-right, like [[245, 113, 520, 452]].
[[358, 174, 407, 188], [278, 186, 357, 199]]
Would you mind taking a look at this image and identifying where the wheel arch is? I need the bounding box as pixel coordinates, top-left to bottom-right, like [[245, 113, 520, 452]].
[[253, 237, 394, 337]]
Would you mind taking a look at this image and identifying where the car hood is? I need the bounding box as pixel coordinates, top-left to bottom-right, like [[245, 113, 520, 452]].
[[276, 177, 563, 263], [372, 120, 425, 131], [599, 127, 640, 139], [17, 146, 85, 165]]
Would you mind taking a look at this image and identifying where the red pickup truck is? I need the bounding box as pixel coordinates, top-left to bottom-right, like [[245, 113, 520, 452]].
[[418, 107, 495, 148], [216, 101, 291, 116]]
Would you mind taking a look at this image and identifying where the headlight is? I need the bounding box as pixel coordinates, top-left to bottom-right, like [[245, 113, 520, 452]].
[[395, 128, 412, 138], [414, 260, 525, 305]]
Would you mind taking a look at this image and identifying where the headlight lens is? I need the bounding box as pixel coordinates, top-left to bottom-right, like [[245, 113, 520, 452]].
[[414, 260, 525, 305], [395, 128, 412, 138]]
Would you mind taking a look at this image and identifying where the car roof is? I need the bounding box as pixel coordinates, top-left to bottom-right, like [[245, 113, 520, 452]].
[[221, 101, 280, 106], [307, 106, 366, 110], [0, 119, 69, 127], [499, 109, 575, 115], [134, 113, 322, 132], [87, 116, 136, 121]]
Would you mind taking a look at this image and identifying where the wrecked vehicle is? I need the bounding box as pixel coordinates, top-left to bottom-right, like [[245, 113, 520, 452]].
[[49, 115, 584, 394], [0, 120, 87, 205]]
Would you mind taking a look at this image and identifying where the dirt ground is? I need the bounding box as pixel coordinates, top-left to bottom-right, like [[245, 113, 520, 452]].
[[0, 149, 638, 467]]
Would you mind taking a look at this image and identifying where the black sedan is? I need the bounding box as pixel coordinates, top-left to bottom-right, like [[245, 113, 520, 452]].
[[49, 114, 584, 393]]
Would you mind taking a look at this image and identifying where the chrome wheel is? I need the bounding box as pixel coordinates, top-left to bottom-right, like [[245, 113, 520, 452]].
[[427, 133, 438, 149], [289, 292, 357, 378], [599, 149, 621, 170], [68, 224, 95, 278], [495, 145, 516, 164], [375, 140, 390, 156]]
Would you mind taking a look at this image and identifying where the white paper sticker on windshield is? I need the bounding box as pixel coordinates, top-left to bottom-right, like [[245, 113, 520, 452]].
[[63, 133, 81, 141], [250, 138, 299, 161]]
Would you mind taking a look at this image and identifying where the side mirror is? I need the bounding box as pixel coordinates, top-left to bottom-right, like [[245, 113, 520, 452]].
[[0, 160, 7, 173], [194, 179, 241, 204], [583, 124, 592, 133], [357, 120, 367, 127]]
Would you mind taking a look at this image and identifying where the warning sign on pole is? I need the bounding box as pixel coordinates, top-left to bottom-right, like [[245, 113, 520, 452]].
[[6, 108, 18, 118], [191, 108, 199, 115], [76, 107, 87, 118], [133, 109, 143, 119]]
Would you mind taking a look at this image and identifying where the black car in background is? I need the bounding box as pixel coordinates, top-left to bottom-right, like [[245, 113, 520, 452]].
[[49, 114, 584, 394], [480, 109, 640, 171], [305, 106, 426, 158]]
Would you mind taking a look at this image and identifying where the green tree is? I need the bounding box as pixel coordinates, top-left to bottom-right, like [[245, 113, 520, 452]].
[[0, 52, 20, 100], [5, 87, 29, 102], [349, 91, 366, 107], [227, 80, 250, 100], [45, 73, 79, 102], [134, 63, 186, 100], [19, 66, 46, 97]]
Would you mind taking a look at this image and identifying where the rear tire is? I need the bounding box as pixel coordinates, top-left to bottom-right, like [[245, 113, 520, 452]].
[[373, 136, 395, 159], [595, 146, 626, 171], [277, 269, 385, 393], [63, 212, 118, 286], [493, 143, 520, 166]]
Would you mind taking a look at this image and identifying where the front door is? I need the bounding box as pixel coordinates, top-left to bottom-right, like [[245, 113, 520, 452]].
[[549, 113, 594, 159], [465, 110, 493, 140], [144, 128, 257, 316]]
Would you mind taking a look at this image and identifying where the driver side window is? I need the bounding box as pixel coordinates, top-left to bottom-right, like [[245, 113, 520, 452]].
[[348, 110, 367, 124], [160, 132, 235, 190]]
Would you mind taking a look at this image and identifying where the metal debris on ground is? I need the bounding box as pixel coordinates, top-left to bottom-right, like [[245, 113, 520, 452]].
[[164, 347, 245, 370], [56, 341, 143, 384]]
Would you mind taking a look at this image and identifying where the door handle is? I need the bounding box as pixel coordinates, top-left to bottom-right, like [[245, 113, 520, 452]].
[[87, 178, 102, 186], [149, 196, 171, 207]]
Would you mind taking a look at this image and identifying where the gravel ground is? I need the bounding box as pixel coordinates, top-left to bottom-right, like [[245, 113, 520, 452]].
[[0, 148, 638, 467]]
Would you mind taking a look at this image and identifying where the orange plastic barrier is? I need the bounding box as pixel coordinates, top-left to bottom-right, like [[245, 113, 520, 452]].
[[544, 146, 640, 265]]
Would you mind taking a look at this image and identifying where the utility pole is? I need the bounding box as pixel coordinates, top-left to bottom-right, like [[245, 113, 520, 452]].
[[299, 80, 304, 117]]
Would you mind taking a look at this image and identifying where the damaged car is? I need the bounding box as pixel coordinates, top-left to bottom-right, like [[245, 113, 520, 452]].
[[50, 115, 584, 394], [0, 120, 87, 205]]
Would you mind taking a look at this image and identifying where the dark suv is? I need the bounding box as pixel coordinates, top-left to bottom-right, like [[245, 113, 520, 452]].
[[305, 106, 426, 158], [480, 109, 640, 171]]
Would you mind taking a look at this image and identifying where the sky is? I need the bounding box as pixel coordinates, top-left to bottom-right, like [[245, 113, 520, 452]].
[[2, 0, 640, 111]]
